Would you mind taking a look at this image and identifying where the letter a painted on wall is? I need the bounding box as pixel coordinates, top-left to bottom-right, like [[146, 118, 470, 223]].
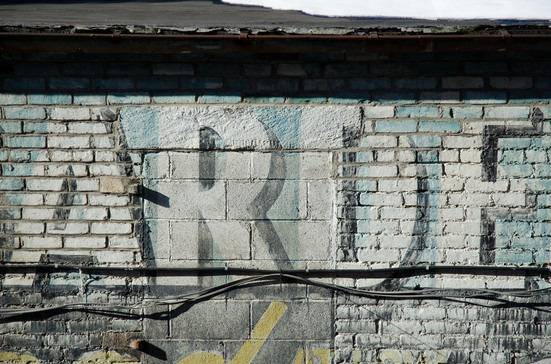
[[178, 301, 287, 364]]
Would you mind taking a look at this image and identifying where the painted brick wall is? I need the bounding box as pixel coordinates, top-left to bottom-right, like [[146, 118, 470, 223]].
[[1, 50, 551, 363]]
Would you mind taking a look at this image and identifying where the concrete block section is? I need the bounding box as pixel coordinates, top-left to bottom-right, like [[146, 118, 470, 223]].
[[228, 180, 307, 220], [170, 300, 250, 340], [308, 181, 333, 220], [171, 220, 250, 260], [143, 180, 226, 220], [251, 301, 333, 341], [252, 221, 331, 262], [170, 152, 250, 180]]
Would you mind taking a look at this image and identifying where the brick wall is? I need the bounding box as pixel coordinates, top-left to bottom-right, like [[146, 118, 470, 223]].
[[1, 50, 551, 363]]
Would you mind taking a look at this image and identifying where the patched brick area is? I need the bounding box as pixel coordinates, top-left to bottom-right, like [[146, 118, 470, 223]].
[[2, 50, 551, 363]]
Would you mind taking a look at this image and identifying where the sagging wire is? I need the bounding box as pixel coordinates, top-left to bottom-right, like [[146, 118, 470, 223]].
[[1, 273, 551, 319]]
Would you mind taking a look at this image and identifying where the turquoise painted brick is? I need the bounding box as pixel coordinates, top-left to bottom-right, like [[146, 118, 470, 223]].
[[137, 77, 178, 90], [286, 96, 327, 104], [24, 122, 65, 134], [10, 150, 49, 162], [50, 77, 90, 90], [350, 78, 391, 90], [509, 91, 551, 104], [0, 93, 26, 105], [402, 135, 442, 148], [303, 79, 346, 92], [0, 150, 8, 161], [244, 96, 286, 104], [200, 94, 242, 103], [108, 93, 151, 105], [107, 63, 149, 75], [3, 107, 46, 120], [395, 77, 437, 89], [417, 150, 439, 163], [256, 79, 299, 92], [495, 250, 532, 265], [93, 78, 134, 90], [182, 77, 223, 89], [372, 92, 416, 104], [4, 78, 45, 90], [375, 120, 417, 133], [153, 93, 196, 104], [0, 122, 22, 134], [463, 91, 507, 104], [419, 121, 461, 133], [396, 106, 439, 118], [498, 138, 531, 149], [28, 94, 72, 105], [0, 178, 24, 191], [419, 91, 460, 103], [356, 151, 374, 163], [450, 106, 483, 119], [61, 63, 104, 75], [2, 164, 45, 176], [485, 106, 530, 119], [324, 63, 366, 77], [421, 164, 443, 177], [498, 164, 533, 178], [371, 62, 415, 76], [535, 165, 551, 178], [153, 63, 194, 76], [242, 64, 272, 77], [14, 63, 59, 75], [74, 94, 107, 106], [355, 180, 377, 192], [465, 62, 508, 75], [226, 79, 248, 90], [4, 136, 46, 148], [329, 93, 370, 104], [197, 63, 239, 76]]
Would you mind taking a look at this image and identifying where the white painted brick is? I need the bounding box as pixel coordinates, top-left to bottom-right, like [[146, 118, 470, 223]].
[[48, 136, 90, 149], [443, 136, 482, 149], [46, 164, 88, 177], [89, 164, 128, 177], [379, 236, 415, 249], [445, 250, 479, 264], [64, 237, 106, 249], [21, 236, 62, 249], [484, 106, 530, 119], [46, 222, 89, 234], [357, 220, 400, 235], [378, 179, 418, 192], [2, 250, 44, 262], [109, 208, 137, 220], [26, 178, 66, 191], [74, 179, 99, 191], [91, 222, 133, 234], [68, 122, 110, 134], [447, 193, 491, 206], [359, 192, 403, 206], [398, 150, 416, 162], [375, 150, 395, 162], [93, 250, 135, 264], [440, 178, 465, 191], [95, 151, 117, 162], [109, 236, 140, 249], [48, 107, 90, 120], [360, 135, 397, 148], [444, 221, 481, 235], [9, 222, 44, 234], [44, 193, 87, 206], [22, 208, 56, 220], [50, 150, 93, 162], [362, 106, 395, 118], [492, 193, 526, 207], [380, 207, 421, 220], [89, 195, 130, 207], [357, 248, 400, 263], [444, 164, 482, 178], [357, 165, 398, 178], [465, 179, 508, 192], [91, 136, 116, 148], [439, 235, 467, 248], [440, 208, 465, 221], [460, 149, 481, 163], [1, 193, 44, 205], [68, 207, 108, 220]]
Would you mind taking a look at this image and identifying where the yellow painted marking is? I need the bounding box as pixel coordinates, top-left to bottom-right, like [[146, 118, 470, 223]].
[[292, 349, 331, 364], [0, 352, 40, 363], [77, 351, 139, 364], [230, 301, 287, 364], [178, 301, 287, 364]]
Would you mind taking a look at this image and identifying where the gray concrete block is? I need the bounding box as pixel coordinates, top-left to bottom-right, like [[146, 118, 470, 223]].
[[144, 180, 226, 220], [252, 221, 331, 262], [170, 300, 250, 340], [308, 181, 333, 220], [171, 220, 251, 260], [228, 180, 307, 220]]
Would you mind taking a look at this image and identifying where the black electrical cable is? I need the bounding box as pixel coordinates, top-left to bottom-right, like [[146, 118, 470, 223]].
[[1, 272, 550, 319]]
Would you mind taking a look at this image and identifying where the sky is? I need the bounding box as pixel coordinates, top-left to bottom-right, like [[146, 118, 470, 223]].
[[221, 0, 551, 19]]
